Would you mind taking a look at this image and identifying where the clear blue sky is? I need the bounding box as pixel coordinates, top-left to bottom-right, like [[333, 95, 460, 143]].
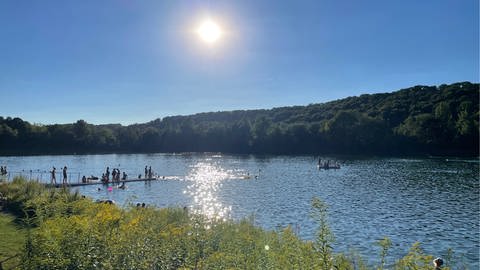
[[0, 0, 478, 125]]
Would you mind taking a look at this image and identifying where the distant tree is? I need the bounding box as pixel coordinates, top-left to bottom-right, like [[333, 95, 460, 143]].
[[0, 82, 477, 156]]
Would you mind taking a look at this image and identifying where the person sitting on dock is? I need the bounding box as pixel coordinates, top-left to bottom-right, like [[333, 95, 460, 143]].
[[112, 169, 117, 183], [50, 167, 56, 184], [101, 173, 108, 183], [62, 166, 67, 185], [87, 175, 98, 181]]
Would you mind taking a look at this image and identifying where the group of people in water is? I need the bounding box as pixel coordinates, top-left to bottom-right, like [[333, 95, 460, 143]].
[[0, 166, 7, 176], [95, 200, 148, 208]]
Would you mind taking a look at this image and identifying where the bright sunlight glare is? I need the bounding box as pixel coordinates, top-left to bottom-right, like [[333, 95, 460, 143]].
[[197, 19, 222, 44]]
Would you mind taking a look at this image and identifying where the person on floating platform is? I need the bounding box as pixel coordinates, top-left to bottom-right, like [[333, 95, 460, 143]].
[[122, 172, 127, 180], [62, 166, 67, 185], [50, 167, 56, 184], [148, 166, 153, 178], [101, 173, 108, 183], [106, 167, 110, 181], [112, 169, 117, 183], [82, 175, 87, 183], [144, 166, 148, 178]]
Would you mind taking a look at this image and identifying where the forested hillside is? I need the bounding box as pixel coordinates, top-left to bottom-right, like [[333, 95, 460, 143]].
[[1, 82, 478, 156]]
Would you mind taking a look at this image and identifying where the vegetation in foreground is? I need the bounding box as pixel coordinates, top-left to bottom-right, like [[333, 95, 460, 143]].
[[0, 178, 466, 269], [0, 82, 478, 156], [0, 213, 25, 269]]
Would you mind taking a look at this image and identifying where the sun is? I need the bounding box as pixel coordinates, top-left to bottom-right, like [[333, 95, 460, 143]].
[[197, 19, 222, 44]]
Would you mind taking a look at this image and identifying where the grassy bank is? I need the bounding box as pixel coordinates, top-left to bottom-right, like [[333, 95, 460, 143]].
[[0, 177, 459, 269], [0, 213, 25, 269]]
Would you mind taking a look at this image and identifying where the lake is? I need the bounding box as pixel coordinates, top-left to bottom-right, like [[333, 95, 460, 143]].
[[1, 153, 478, 267]]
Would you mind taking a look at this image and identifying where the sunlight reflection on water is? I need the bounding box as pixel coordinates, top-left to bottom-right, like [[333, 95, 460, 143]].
[[184, 161, 233, 220]]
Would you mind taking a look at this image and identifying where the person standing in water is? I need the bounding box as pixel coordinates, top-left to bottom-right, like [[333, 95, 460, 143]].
[[62, 166, 67, 185], [51, 167, 56, 184]]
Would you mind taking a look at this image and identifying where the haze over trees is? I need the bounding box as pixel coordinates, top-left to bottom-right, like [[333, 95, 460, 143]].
[[0, 82, 478, 156]]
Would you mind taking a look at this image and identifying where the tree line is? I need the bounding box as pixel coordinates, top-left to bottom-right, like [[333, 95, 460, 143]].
[[0, 82, 478, 156]]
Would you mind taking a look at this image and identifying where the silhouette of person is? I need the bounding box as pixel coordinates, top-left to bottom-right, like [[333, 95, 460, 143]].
[[62, 166, 67, 184], [51, 167, 56, 184]]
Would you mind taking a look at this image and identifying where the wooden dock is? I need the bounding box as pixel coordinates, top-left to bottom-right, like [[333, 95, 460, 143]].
[[46, 177, 161, 188]]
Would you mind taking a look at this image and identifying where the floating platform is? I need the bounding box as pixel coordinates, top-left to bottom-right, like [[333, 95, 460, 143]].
[[46, 177, 161, 188]]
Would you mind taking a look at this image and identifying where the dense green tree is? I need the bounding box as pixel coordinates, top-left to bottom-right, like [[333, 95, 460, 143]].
[[0, 82, 478, 156]]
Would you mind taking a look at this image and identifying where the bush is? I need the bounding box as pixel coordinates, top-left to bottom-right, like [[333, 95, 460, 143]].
[[0, 179, 454, 269]]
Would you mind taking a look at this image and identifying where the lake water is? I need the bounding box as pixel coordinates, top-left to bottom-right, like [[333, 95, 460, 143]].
[[1, 153, 478, 267]]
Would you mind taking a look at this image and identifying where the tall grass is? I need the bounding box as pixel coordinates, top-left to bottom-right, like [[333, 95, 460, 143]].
[[0, 178, 460, 269]]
